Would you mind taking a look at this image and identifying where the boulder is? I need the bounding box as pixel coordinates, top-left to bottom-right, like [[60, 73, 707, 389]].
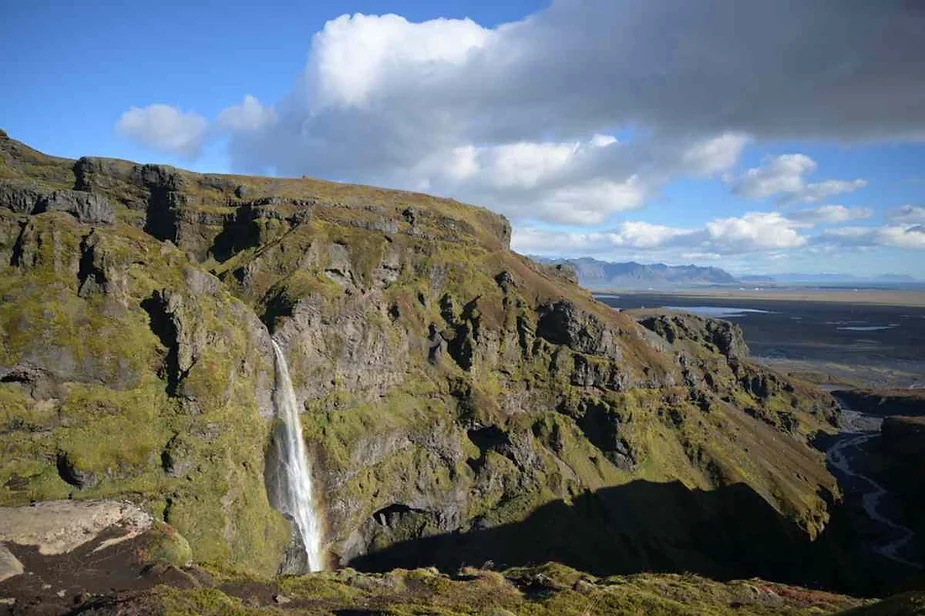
[[0, 545, 23, 583], [0, 500, 152, 556]]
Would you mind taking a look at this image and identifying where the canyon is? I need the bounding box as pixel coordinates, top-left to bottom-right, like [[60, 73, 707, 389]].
[[0, 130, 919, 614]]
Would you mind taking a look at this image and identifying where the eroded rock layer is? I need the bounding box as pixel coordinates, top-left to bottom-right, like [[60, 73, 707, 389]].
[[0, 130, 846, 586]]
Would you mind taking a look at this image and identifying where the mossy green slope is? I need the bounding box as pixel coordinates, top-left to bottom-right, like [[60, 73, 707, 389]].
[[0, 129, 848, 584], [0, 187, 290, 575], [84, 563, 874, 616]]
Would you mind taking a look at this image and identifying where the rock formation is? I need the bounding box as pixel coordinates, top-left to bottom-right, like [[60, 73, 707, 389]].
[[0, 130, 850, 592], [879, 415, 925, 563]]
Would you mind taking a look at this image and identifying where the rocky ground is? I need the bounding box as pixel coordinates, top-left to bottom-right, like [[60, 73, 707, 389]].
[[2, 499, 922, 615], [0, 501, 877, 616], [0, 500, 190, 615]]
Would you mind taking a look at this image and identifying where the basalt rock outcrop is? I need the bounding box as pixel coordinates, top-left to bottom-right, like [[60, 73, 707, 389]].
[[833, 389, 925, 418], [879, 416, 925, 562], [0, 130, 846, 587]]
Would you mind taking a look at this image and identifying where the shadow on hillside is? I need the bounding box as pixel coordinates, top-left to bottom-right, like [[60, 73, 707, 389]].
[[348, 479, 890, 596], [209, 205, 262, 263]]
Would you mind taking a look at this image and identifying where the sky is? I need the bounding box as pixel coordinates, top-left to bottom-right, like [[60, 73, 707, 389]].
[[3, 0, 925, 277]]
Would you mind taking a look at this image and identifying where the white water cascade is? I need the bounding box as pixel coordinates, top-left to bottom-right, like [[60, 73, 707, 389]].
[[271, 340, 325, 572]]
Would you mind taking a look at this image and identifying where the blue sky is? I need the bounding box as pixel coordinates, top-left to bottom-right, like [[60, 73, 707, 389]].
[[3, 0, 924, 276]]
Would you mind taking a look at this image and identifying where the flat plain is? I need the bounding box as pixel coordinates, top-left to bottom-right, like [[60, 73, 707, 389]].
[[598, 291, 925, 389]]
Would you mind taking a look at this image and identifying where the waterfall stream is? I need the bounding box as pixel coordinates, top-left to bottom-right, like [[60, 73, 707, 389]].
[[271, 340, 325, 572]]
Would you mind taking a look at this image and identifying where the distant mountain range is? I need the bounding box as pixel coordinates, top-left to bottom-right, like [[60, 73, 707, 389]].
[[534, 257, 737, 289], [532, 257, 919, 289], [743, 273, 919, 284]]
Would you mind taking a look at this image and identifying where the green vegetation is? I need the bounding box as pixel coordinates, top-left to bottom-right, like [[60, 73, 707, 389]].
[[115, 563, 873, 615], [0, 130, 851, 591]]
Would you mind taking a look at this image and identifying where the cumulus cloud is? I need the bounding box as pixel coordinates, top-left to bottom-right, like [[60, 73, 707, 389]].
[[819, 224, 925, 250], [789, 205, 874, 225], [705, 212, 806, 250], [887, 205, 925, 224], [515, 210, 925, 261], [681, 133, 751, 176], [380, 131, 745, 224], [406, 135, 655, 224], [512, 211, 807, 257], [117, 1, 925, 228], [732, 154, 867, 203], [511, 224, 694, 257], [879, 225, 925, 249], [217, 95, 276, 132], [115, 104, 208, 158], [112, 0, 925, 280], [532, 178, 646, 226], [309, 13, 493, 109]]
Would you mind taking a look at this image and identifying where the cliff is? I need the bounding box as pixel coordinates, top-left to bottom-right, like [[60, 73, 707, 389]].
[[879, 416, 925, 562], [0, 130, 845, 587], [834, 390, 925, 418]]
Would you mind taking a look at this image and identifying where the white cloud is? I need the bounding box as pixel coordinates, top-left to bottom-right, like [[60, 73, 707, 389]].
[[734, 154, 815, 199], [308, 13, 493, 109], [125, 3, 925, 223], [115, 1, 925, 264], [732, 154, 867, 203], [511, 222, 701, 256], [533, 177, 646, 225], [706, 212, 806, 250], [115, 104, 208, 157], [818, 224, 925, 250], [887, 205, 925, 224], [590, 134, 619, 148], [404, 135, 649, 224], [877, 225, 925, 249], [482, 141, 581, 189], [681, 133, 751, 176], [217, 95, 276, 132], [614, 220, 693, 249], [511, 227, 613, 255], [789, 205, 874, 225], [798, 179, 869, 203], [512, 210, 808, 257]]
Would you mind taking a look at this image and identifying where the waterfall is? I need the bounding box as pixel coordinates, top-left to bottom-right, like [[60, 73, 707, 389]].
[[270, 340, 325, 572]]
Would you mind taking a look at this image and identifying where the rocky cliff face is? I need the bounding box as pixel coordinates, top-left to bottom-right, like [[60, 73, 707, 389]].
[[833, 390, 925, 418], [0, 130, 843, 583], [879, 415, 925, 561]]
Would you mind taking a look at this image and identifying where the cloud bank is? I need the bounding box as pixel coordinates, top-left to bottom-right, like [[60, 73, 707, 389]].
[[513, 210, 925, 262], [512, 212, 808, 258], [114, 1, 925, 270], [117, 2, 925, 217]]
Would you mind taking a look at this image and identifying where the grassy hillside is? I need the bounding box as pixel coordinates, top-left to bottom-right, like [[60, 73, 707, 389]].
[[0, 129, 859, 590]]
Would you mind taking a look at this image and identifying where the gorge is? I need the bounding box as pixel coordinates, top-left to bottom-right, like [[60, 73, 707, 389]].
[[0, 129, 919, 613], [827, 403, 921, 570]]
